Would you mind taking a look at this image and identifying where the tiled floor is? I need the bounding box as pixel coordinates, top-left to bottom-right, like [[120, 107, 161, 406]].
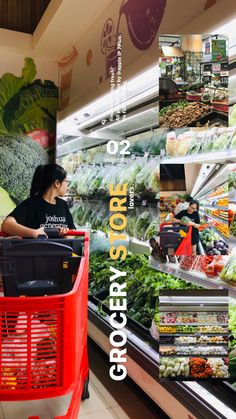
[[0, 340, 167, 418]]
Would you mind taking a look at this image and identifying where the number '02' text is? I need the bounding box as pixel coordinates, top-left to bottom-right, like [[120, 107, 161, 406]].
[[106, 140, 130, 155]]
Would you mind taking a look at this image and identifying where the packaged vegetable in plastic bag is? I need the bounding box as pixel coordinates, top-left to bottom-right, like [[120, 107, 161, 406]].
[[188, 129, 205, 155], [201, 127, 218, 153], [220, 249, 236, 282], [212, 127, 234, 151], [175, 131, 192, 156], [135, 158, 159, 193], [166, 131, 176, 157]]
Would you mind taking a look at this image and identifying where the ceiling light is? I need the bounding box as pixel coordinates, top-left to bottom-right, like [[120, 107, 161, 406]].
[[60, 65, 159, 130]]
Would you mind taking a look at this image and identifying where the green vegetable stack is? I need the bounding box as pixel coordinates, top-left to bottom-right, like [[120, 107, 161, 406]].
[[0, 135, 47, 203], [89, 253, 201, 328]]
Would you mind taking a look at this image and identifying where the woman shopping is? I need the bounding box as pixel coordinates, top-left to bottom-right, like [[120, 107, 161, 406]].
[[1, 164, 75, 238], [173, 200, 200, 256]]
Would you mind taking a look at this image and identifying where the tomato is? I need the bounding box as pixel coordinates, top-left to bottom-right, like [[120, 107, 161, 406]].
[[214, 261, 224, 273]]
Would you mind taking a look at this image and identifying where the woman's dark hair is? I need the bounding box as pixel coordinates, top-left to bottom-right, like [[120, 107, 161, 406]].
[[186, 196, 193, 202], [30, 164, 67, 197], [189, 199, 199, 212]]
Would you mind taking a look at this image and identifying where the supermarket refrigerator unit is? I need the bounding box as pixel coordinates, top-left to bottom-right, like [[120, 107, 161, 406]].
[[56, 34, 236, 416], [159, 290, 229, 381], [56, 126, 236, 419], [193, 163, 229, 256]]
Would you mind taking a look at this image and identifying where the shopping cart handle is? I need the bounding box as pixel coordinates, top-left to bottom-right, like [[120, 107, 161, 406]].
[[0, 229, 89, 240], [44, 229, 89, 238], [160, 222, 180, 232], [44, 228, 60, 238]]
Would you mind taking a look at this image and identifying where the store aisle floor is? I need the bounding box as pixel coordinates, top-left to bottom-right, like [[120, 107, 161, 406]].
[[0, 339, 167, 419]]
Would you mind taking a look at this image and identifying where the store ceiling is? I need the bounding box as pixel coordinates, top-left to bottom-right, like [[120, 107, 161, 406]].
[[160, 164, 185, 181], [0, 0, 51, 34]]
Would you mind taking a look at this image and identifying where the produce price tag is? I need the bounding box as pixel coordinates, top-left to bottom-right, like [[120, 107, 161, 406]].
[[212, 63, 221, 72], [220, 71, 228, 76], [142, 200, 147, 206], [144, 152, 149, 158]]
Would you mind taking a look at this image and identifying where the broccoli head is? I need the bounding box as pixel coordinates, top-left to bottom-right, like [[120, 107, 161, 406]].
[[0, 135, 48, 203]]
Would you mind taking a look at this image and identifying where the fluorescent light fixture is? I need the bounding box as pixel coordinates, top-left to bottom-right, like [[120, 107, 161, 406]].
[[162, 46, 184, 57], [194, 164, 229, 199], [60, 65, 159, 130], [159, 296, 227, 304], [78, 85, 158, 130], [91, 107, 158, 133], [191, 164, 215, 197]]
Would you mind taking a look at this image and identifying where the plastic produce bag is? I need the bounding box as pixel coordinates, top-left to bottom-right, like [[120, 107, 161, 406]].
[[175, 131, 192, 156], [220, 249, 236, 282], [188, 129, 205, 155], [135, 158, 159, 193]]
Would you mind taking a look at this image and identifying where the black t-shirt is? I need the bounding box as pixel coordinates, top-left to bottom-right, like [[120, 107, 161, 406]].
[[8, 196, 75, 230], [175, 209, 200, 245]]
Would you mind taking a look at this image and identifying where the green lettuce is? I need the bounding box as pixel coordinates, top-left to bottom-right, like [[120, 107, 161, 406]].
[[0, 58, 58, 135], [4, 80, 58, 134]]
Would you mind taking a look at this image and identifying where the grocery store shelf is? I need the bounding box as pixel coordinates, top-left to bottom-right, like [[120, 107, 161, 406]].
[[88, 301, 235, 419], [160, 343, 228, 347], [160, 150, 236, 164], [208, 193, 228, 201], [200, 210, 228, 226], [160, 323, 227, 327], [196, 166, 228, 200], [160, 354, 227, 358], [160, 333, 228, 336], [149, 257, 236, 298], [202, 206, 228, 211], [161, 377, 228, 382], [210, 226, 229, 242]]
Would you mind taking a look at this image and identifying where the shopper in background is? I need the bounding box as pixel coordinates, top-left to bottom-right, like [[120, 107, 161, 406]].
[[174, 196, 193, 216], [173, 200, 200, 256], [1, 164, 75, 238]]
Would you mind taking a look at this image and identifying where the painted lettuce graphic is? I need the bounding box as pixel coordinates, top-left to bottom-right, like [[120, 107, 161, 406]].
[[0, 57, 58, 136], [0, 135, 48, 203]]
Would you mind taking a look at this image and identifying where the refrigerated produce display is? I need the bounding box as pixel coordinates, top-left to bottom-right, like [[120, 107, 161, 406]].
[[57, 138, 160, 255], [56, 109, 236, 419], [54, 25, 236, 419], [159, 35, 229, 129], [161, 127, 236, 163], [159, 162, 229, 256], [159, 291, 229, 381], [229, 164, 236, 245]]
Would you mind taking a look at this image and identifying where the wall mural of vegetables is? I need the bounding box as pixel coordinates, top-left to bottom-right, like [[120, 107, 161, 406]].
[[0, 57, 58, 223], [0, 57, 58, 147]]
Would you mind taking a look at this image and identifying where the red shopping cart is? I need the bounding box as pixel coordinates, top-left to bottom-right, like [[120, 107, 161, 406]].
[[0, 230, 89, 419], [160, 222, 193, 256]]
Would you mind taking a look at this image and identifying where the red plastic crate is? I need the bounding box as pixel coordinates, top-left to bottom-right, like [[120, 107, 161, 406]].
[[0, 231, 89, 419]]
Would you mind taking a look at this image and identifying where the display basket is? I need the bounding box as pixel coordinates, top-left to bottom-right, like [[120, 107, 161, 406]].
[[0, 230, 89, 419]]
